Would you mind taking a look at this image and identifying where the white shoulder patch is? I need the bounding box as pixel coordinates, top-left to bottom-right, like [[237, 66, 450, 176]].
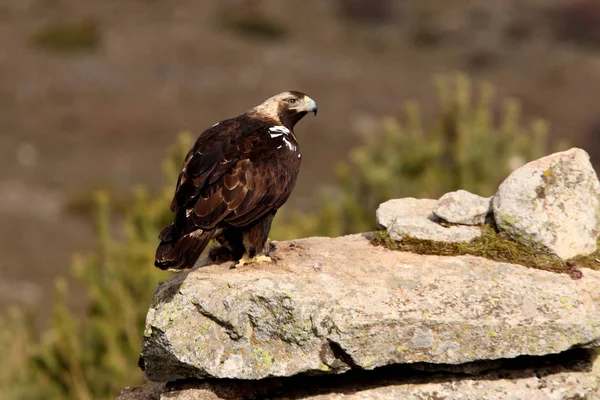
[[269, 125, 290, 138], [282, 137, 296, 151], [269, 125, 296, 151], [212, 122, 219, 127]]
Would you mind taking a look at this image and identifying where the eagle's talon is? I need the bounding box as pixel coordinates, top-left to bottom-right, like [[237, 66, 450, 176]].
[[253, 255, 276, 264], [230, 254, 274, 268], [267, 252, 281, 262]]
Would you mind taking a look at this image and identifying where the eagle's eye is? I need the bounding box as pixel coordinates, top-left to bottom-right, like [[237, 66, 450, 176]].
[[287, 98, 297, 105]]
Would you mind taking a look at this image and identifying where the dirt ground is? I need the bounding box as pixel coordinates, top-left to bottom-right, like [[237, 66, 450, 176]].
[[2, 0, 600, 315]]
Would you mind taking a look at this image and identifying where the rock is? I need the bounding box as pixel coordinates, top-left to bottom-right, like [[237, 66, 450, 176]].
[[375, 198, 437, 229], [118, 382, 164, 400], [118, 379, 284, 400], [376, 198, 481, 243], [387, 216, 481, 243], [289, 351, 600, 400], [433, 190, 492, 225], [139, 234, 600, 382], [121, 349, 600, 399], [493, 148, 600, 259]]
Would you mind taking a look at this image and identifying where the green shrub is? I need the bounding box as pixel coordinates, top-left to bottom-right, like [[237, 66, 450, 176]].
[[0, 135, 192, 400]]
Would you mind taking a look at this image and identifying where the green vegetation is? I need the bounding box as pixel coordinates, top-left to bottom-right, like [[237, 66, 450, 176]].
[[0, 75, 564, 399], [371, 226, 600, 275], [31, 19, 100, 53], [0, 136, 190, 400]]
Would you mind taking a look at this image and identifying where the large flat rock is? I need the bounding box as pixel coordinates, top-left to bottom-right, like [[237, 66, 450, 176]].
[[140, 234, 600, 381]]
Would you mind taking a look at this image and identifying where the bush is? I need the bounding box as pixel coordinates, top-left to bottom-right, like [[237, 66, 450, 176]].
[[0, 135, 192, 400], [0, 75, 557, 399]]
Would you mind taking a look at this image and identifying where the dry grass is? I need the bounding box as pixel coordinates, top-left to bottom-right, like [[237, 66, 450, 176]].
[[371, 225, 600, 277], [31, 19, 100, 52], [222, 13, 288, 41]]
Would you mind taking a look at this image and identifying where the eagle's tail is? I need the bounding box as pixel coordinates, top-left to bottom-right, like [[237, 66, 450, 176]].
[[154, 225, 211, 270]]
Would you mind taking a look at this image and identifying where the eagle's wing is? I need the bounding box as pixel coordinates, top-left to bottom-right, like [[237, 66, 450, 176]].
[[170, 119, 241, 213], [170, 118, 295, 237]]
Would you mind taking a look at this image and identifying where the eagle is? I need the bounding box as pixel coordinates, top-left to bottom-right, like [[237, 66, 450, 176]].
[[155, 91, 317, 270]]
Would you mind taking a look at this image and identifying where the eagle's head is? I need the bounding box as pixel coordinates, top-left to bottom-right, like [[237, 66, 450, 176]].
[[253, 91, 317, 128]]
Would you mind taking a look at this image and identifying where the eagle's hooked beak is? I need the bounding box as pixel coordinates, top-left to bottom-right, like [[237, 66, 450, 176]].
[[303, 96, 318, 116]]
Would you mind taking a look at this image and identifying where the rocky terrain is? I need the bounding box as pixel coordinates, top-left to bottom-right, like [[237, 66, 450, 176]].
[[119, 148, 600, 399]]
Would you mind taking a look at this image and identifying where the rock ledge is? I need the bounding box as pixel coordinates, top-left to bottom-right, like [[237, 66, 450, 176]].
[[122, 349, 600, 399], [140, 234, 600, 382]]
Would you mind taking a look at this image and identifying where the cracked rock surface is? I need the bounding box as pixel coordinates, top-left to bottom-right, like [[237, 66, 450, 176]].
[[122, 349, 600, 399], [139, 234, 600, 382]]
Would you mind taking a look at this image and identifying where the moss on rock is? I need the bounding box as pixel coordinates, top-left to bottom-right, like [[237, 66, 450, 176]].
[[371, 225, 600, 275]]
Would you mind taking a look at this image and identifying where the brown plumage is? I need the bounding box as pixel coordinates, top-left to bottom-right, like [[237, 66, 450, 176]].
[[155, 91, 317, 270]]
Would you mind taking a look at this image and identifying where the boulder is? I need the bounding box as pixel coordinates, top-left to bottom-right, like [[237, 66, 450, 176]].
[[118, 382, 164, 400], [139, 234, 600, 382], [387, 216, 481, 243], [493, 148, 600, 259], [376, 198, 481, 243], [375, 198, 437, 229], [433, 190, 492, 225]]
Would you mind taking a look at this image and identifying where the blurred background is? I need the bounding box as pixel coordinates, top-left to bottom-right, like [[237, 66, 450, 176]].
[[1, 0, 600, 398]]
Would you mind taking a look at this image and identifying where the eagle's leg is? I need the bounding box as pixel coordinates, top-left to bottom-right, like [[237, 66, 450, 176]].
[[209, 230, 244, 263], [207, 245, 234, 263], [230, 213, 276, 268]]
